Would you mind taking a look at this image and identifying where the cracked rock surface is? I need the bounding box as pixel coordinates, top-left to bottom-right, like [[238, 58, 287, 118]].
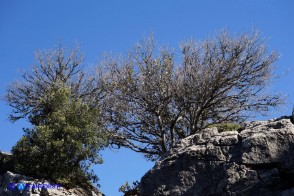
[[140, 116, 294, 196]]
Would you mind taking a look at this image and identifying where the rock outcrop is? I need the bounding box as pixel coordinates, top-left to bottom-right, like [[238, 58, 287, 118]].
[[140, 116, 294, 195], [0, 152, 103, 196]]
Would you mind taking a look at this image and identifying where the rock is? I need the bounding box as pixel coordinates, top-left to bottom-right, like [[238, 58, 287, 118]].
[[0, 171, 104, 196], [140, 116, 294, 195], [0, 152, 104, 196]]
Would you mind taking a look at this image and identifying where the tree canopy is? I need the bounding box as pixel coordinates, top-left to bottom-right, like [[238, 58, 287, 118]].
[[6, 46, 107, 188], [6, 45, 105, 124], [6, 31, 283, 165], [102, 31, 282, 161]]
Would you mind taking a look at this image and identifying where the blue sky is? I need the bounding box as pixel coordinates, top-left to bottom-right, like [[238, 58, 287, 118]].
[[0, 1, 293, 195]]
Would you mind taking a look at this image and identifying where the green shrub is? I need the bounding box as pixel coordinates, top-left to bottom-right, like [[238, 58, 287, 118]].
[[119, 181, 140, 196], [0, 152, 14, 174], [12, 87, 106, 188]]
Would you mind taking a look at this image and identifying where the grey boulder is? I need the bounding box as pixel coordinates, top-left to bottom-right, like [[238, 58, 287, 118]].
[[140, 117, 294, 196]]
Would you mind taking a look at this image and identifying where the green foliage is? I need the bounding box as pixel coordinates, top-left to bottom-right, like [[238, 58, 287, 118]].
[[119, 181, 140, 195], [6, 46, 108, 189], [0, 153, 14, 174], [119, 181, 131, 193], [208, 123, 244, 132], [12, 86, 107, 188]]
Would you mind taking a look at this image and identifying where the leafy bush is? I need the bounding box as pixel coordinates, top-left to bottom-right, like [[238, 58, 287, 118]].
[[0, 152, 14, 174], [6, 46, 107, 188], [12, 87, 106, 188], [119, 181, 140, 196]]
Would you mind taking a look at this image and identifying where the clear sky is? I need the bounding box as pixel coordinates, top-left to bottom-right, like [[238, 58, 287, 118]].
[[0, 1, 293, 195]]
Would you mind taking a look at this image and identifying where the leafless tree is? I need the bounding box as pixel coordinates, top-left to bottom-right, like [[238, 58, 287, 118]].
[[5, 45, 106, 125], [102, 31, 282, 161]]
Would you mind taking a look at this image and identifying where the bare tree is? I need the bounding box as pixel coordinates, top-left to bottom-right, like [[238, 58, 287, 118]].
[[103, 31, 282, 161], [5, 45, 106, 125]]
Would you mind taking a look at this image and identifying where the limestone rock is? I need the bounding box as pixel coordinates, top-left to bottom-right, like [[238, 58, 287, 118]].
[[140, 116, 294, 195], [0, 151, 104, 196], [0, 171, 104, 196]]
